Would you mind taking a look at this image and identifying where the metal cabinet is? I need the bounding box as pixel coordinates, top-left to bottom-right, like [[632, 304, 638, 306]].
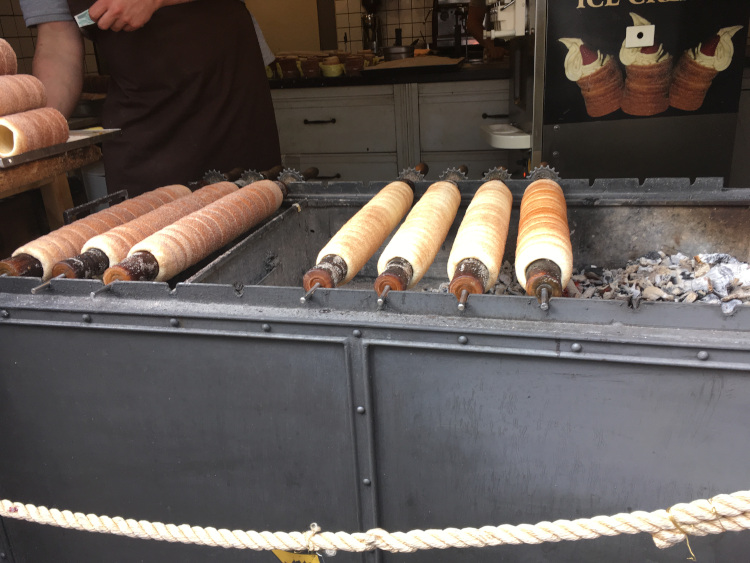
[[418, 79, 511, 176], [271, 78, 512, 182], [272, 85, 402, 183]]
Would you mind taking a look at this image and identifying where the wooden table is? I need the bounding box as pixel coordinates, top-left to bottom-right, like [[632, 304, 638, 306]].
[[0, 145, 102, 230]]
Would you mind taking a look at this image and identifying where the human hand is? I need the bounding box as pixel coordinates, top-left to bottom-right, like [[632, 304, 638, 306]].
[[89, 0, 162, 32]]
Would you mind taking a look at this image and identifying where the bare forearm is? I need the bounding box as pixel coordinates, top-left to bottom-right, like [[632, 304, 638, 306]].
[[32, 22, 84, 118]]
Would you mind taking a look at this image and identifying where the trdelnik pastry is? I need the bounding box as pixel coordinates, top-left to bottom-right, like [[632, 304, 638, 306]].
[[559, 38, 623, 118], [669, 25, 744, 111], [619, 13, 672, 116]]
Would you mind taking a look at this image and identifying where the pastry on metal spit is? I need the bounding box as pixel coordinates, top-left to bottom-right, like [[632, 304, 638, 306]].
[[669, 26, 744, 111], [104, 180, 284, 283], [619, 13, 672, 116], [375, 181, 461, 293], [559, 38, 623, 118], [0, 107, 69, 157], [0, 38, 16, 75], [0, 185, 190, 280], [52, 182, 238, 279], [303, 180, 414, 290], [0, 75, 47, 117], [514, 179, 573, 307], [447, 180, 513, 301]]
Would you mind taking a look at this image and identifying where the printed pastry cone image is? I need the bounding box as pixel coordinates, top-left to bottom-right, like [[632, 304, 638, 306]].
[[560, 38, 623, 118], [669, 26, 744, 111], [619, 13, 672, 117]]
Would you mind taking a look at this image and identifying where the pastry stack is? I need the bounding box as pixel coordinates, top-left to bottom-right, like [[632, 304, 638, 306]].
[[559, 38, 624, 118], [0, 38, 68, 158], [618, 13, 672, 116]]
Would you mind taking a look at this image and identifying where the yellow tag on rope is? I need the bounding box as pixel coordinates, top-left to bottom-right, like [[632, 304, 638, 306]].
[[271, 550, 321, 563]]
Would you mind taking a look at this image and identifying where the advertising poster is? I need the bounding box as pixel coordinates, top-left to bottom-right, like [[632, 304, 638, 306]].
[[544, 1, 750, 125]]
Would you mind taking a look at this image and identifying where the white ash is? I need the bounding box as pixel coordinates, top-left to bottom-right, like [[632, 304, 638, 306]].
[[484, 251, 750, 310]]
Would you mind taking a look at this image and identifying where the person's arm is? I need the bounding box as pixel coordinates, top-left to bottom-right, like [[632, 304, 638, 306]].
[[89, 0, 195, 32], [467, 5, 506, 60], [32, 21, 84, 118]]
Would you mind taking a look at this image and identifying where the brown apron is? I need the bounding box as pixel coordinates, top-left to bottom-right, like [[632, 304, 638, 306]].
[[68, 0, 281, 196]]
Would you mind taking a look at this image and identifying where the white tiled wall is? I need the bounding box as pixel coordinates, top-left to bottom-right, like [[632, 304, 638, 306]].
[[335, 0, 432, 52], [0, 0, 98, 75]]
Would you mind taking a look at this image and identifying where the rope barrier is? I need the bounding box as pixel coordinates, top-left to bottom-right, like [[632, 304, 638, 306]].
[[1, 490, 749, 553]]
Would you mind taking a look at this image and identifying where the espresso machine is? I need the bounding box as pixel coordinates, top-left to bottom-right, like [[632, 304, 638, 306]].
[[431, 0, 472, 56], [362, 0, 383, 53]]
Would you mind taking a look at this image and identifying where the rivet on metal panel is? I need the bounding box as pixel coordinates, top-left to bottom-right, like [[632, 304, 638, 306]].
[[362, 478, 372, 486], [458, 335, 468, 345], [0, 310, 8, 319], [356, 406, 366, 414], [82, 314, 92, 323], [553, 124, 560, 131], [552, 151, 560, 158], [261, 323, 271, 332], [571, 343, 583, 353], [697, 350, 710, 361], [0, 552, 6, 559], [352, 329, 362, 338], [170, 318, 180, 328]]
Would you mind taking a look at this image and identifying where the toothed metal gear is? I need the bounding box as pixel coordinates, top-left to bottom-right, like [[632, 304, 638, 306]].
[[277, 168, 306, 185], [482, 167, 511, 182], [439, 167, 469, 183], [398, 167, 426, 183], [202, 169, 228, 184], [528, 165, 561, 182], [237, 169, 264, 187]]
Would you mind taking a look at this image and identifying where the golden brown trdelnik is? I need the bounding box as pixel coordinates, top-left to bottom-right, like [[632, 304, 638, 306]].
[[13, 185, 191, 279], [0, 75, 47, 117], [0, 38, 16, 75], [0, 107, 69, 157]]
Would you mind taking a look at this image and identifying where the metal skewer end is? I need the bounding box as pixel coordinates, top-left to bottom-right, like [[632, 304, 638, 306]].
[[300, 282, 321, 304], [90, 284, 113, 299], [539, 286, 550, 311], [31, 274, 65, 295], [457, 289, 469, 312], [377, 285, 391, 310]]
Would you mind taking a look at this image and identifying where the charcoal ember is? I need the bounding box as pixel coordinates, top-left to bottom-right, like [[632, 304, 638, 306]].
[[701, 294, 721, 304], [687, 277, 711, 293], [694, 263, 711, 278], [642, 286, 668, 301], [721, 299, 743, 316], [581, 286, 597, 299], [682, 292, 698, 304], [602, 291, 615, 300], [438, 282, 450, 294], [571, 274, 587, 282], [705, 265, 736, 297], [641, 251, 662, 265], [566, 279, 581, 297], [696, 253, 737, 266]]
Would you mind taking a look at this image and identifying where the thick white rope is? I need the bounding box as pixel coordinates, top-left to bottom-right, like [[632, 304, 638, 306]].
[[1, 490, 749, 553]]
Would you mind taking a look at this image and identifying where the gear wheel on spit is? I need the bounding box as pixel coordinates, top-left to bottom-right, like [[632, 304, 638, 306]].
[[398, 167, 426, 184], [277, 168, 306, 186], [482, 167, 511, 182], [439, 166, 469, 183], [202, 169, 228, 184], [237, 169, 264, 187], [528, 164, 561, 182]]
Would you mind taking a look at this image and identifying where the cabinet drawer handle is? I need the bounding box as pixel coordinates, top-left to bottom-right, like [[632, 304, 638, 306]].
[[316, 173, 342, 180], [304, 118, 337, 125], [482, 113, 509, 119]]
